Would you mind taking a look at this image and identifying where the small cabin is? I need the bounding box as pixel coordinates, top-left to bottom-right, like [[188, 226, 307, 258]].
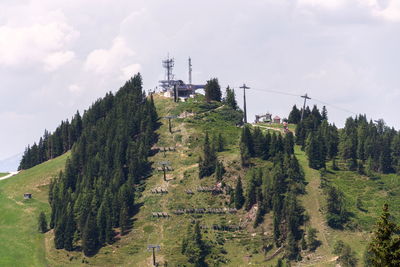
[[273, 116, 281, 124], [23, 193, 32, 199]]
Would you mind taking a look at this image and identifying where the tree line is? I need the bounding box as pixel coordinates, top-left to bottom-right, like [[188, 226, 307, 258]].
[[290, 104, 400, 175], [47, 74, 158, 256], [19, 112, 83, 170]]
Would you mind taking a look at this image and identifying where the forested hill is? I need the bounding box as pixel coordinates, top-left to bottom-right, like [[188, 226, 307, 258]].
[[18, 76, 157, 170], [5, 76, 400, 266], [49, 74, 158, 255]]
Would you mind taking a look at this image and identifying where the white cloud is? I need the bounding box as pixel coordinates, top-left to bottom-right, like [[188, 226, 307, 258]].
[[120, 63, 141, 81], [297, 0, 347, 9], [368, 0, 400, 22], [0, 21, 79, 68], [68, 84, 82, 94], [84, 37, 135, 74], [43, 50, 75, 71]]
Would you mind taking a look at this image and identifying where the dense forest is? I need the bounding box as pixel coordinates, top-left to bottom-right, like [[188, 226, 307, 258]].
[[19, 112, 83, 170], [46, 74, 158, 256], [289, 104, 400, 175]]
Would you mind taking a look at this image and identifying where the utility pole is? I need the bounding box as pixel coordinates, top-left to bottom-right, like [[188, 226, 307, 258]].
[[173, 84, 177, 103], [240, 83, 250, 124], [158, 161, 170, 181], [300, 93, 311, 121], [163, 115, 177, 134], [147, 245, 160, 266]]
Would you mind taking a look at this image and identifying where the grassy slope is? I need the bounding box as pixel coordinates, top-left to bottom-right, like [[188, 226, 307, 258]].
[[54, 95, 272, 266], [3, 95, 399, 266], [0, 152, 69, 267], [0, 172, 9, 177], [252, 124, 398, 266]]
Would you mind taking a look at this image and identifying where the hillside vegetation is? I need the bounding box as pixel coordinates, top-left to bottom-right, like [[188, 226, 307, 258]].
[[2, 82, 400, 266]]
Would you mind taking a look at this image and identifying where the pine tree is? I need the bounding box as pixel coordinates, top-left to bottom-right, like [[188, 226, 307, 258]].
[[240, 142, 250, 167], [224, 86, 238, 109], [286, 231, 299, 260], [38, 211, 48, 233], [119, 203, 129, 235], [215, 161, 225, 181], [82, 212, 99, 257], [199, 132, 217, 178], [216, 133, 224, 152], [204, 78, 222, 102], [307, 227, 320, 251], [245, 176, 257, 211], [63, 204, 76, 251], [367, 204, 400, 266], [54, 215, 66, 249], [321, 106, 328, 121], [288, 105, 301, 124], [235, 177, 245, 209], [241, 126, 254, 156], [182, 221, 206, 266]]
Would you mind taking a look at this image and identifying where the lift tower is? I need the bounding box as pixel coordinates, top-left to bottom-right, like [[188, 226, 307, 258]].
[[300, 93, 311, 121], [240, 84, 250, 124]]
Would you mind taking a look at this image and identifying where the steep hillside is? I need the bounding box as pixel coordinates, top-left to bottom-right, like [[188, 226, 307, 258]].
[[2, 93, 400, 266]]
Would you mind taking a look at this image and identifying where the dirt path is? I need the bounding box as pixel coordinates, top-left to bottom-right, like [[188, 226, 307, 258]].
[[296, 148, 334, 266], [0, 171, 19, 181], [251, 124, 285, 134]]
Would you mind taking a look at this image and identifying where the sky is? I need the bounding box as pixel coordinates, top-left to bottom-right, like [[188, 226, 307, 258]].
[[1, 0, 400, 164]]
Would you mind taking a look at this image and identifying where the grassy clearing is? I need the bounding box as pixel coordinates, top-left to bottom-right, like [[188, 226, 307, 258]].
[[0, 152, 69, 267], [0, 172, 9, 178]]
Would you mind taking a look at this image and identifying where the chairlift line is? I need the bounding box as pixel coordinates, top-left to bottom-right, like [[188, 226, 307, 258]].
[[232, 86, 357, 115]]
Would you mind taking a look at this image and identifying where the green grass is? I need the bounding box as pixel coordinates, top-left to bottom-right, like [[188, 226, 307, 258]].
[[0, 152, 69, 267], [3, 94, 399, 266], [0, 172, 9, 178]]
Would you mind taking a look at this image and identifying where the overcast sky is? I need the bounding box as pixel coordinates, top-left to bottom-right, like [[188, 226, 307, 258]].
[[1, 0, 400, 162]]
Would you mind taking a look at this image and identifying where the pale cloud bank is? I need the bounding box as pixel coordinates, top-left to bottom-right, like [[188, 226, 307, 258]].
[[1, 0, 400, 162]]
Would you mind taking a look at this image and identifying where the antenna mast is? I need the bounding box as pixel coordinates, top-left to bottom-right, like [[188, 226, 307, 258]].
[[188, 57, 192, 85], [162, 54, 174, 88]]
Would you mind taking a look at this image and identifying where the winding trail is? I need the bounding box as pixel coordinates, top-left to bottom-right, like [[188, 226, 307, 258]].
[[0, 171, 19, 181]]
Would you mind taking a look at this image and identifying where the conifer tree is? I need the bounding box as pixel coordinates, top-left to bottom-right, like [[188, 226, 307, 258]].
[[321, 106, 328, 121], [241, 126, 254, 156], [54, 215, 66, 249], [204, 78, 222, 102], [240, 142, 251, 167], [288, 105, 301, 124], [367, 204, 400, 266], [234, 177, 245, 209], [182, 221, 206, 266], [286, 231, 299, 260], [215, 161, 225, 181], [224, 86, 238, 109], [119, 203, 129, 235], [82, 212, 99, 256], [38, 211, 48, 233], [216, 133, 224, 152], [199, 132, 217, 178], [63, 204, 76, 251], [245, 176, 257, 211], [307, 227, 320, 251]]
